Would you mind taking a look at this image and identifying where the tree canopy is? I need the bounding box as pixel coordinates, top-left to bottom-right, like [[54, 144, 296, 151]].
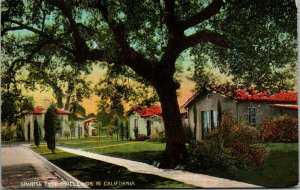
[[1, 0, 296, 168]]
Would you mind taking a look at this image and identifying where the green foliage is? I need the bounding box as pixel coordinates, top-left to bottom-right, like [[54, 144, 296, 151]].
[[190, 0, 297, 91], [1, 124, 16, 141], [149, 128, 166, 143], [183, 125, 194, 144], [186, 140, 237, 174], [44, 105, 60, 153], [260, 115, 298, 142], [135, 134, 149, 141], [63, 129, 71, 139], [187, 112, 268, 173], [193, 106, 197, 140], [34, 119, 40, 147]]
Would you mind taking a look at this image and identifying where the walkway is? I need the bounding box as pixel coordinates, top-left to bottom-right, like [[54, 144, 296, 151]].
[[57, 146, 261, 188], [2, 146, 85, 188]]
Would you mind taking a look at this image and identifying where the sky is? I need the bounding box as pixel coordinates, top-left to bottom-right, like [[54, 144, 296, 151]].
[[26, 64, 196, 115]]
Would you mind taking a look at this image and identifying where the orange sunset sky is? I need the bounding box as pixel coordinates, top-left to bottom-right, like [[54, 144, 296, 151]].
[[26, 65, 196, 115]]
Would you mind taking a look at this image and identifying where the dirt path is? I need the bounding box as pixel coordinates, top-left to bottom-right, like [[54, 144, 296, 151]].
[[2, 146, 76, 188]]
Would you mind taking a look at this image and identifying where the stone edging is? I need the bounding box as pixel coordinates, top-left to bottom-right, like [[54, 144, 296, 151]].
[[25, 146, 89, 189]]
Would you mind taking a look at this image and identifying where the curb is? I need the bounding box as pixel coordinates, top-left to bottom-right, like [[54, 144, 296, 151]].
[[25, 146, 89, 188]]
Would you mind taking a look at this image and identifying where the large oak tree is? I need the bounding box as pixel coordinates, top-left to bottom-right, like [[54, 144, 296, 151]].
[[2, 0, 296, 168]]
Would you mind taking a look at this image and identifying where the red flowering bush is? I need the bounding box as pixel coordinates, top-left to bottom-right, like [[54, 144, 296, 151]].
[[187, 113, 268, 173], [261, 116, 298, 142]]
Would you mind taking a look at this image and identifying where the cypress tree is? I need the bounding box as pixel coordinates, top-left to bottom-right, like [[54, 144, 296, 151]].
[[34, 119, 40, 147], [44, 105, 60, 154], [217, 100, 222, 127], [193, 106, 197, 140]]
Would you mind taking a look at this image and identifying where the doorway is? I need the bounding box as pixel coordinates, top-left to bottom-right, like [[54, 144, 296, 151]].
[[146, 120, 151, 136]]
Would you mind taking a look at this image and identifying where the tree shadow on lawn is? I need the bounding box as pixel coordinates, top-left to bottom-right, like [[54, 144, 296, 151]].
[[196, 150, 299, 188], [50, 155, 194, 189]]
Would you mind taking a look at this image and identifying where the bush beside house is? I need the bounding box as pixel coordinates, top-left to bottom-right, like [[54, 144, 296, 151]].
[[186, 113, 268, 174], [260, 115, 298, 142]]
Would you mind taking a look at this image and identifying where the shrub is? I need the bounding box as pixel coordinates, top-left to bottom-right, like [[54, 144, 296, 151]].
[[1, 124, 16, 141], [212, 113, 260, 146], [64, 129, 71, 139], [186, 140, 237, 174], [183, 125, 194, 143], [261, 115, 298, 142], [149, 128, 166, 143], [187, 113, 268, 173], [229, 143, 269, 166], [135, 133, 149, 141]]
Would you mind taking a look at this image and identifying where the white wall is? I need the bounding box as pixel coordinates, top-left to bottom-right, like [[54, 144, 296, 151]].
[[128, 113, 164, 139]]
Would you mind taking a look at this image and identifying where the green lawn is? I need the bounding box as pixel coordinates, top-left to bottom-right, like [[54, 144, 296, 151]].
[[31, 146, 195, 189], [54, 135, 137, 149], [85, 141, 166, 164], [202, 143, 299, 188], [54, 138, 299, 188]]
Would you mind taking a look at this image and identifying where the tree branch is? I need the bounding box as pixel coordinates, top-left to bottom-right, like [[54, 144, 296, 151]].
[[183, 30, 230, 49], [46, 0, 90, 58], [95, 0, 155, 82], [163, 0, 178, 35], [181, 0, 224, 30]]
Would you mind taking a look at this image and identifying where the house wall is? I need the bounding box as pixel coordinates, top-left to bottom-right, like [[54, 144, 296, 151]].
[[186, 92, 237, 141], [128, 113, 164, 139], [186, 91, 298, 141], [22, 114, 34, 141], [236, 102, 273, 128], [73, 121, 85, 138], [56, 114, 69, 137]]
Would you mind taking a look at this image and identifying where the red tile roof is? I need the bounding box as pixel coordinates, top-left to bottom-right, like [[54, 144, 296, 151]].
[[32, 106, 47, 115], [183, 87, 298, 108], [55, 108, 70, 115], [270, 104, 298, 110], [232, 90, 297, 103], [32, 106, 69, 115], [128, 105, 162, 118]]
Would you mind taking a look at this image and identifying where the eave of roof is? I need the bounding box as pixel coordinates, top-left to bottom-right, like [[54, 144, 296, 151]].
[[270, 104, 298, 110]]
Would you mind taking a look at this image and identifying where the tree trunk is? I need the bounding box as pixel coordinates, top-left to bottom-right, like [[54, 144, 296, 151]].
[[155, 78, 188, 169], [55, 92, 64, 108]]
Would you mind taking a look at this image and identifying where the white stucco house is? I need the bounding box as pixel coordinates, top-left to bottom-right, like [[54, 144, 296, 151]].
[[183, 86, 298, 141], [127, 105, 164, 139], [17, 106, 83, 141]]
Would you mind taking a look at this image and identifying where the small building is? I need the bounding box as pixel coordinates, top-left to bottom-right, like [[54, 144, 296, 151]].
[[183, 87, 298, 141], [83, 118, 97, 136], [127, 105, 164, 139], [19, 106, 74, 141]]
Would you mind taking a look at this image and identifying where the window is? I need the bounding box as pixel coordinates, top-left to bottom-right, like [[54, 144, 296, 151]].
[[206, 94, 212, 100], [248, 107, 256, 126], [212, 110, 218, 128], [202, 111, 210, 138], [134, 119, 138, 127]]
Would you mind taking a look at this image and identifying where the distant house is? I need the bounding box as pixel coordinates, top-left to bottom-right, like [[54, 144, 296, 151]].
[[83, 118, 97, 136], [183, 87, 298, 141], [127, 105, 164, 139], [18, 106, 74, 141]]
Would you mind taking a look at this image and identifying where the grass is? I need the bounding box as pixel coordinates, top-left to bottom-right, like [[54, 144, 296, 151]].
[[85, 141, 166, 164], [56, 136, 130, 149], [202, 143, 299, 188], [31, 146, 195, 189], [40, 137, 299, 188]]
